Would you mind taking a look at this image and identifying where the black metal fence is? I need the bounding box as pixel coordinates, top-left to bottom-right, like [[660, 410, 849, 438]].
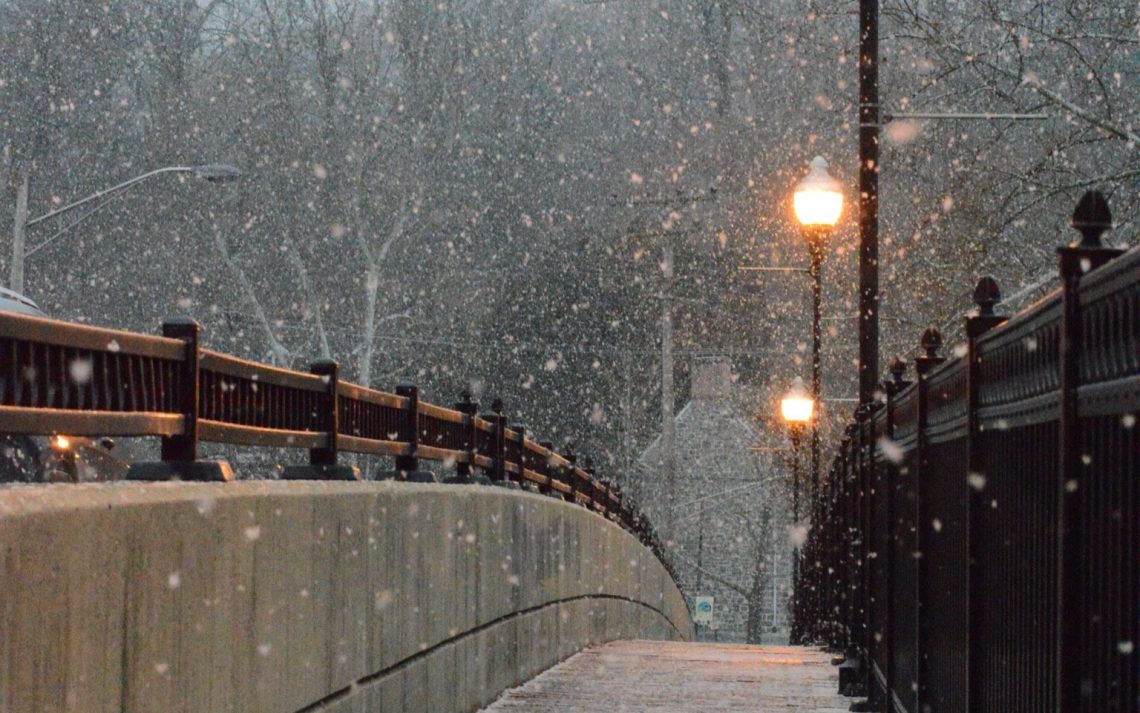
[[0, 309, 675, 570], [803, 192, 1138, 713]]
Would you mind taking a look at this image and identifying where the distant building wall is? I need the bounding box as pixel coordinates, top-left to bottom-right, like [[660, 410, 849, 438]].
[[635, 356, 795, 642]]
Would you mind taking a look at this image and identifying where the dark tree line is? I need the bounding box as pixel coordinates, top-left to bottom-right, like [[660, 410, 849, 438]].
[[2, 0, 1135, 476]]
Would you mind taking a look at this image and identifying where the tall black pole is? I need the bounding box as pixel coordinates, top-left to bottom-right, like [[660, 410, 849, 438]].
[[858, 0, 880, 403], [789, 427, 803, 644], [808, 236, 824, 512], [808, 235, 824, 644], [791, 429, 802, 525]]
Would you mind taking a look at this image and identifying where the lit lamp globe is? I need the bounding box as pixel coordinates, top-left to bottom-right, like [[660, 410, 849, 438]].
[[780, 376, 814, 447], [793, 156, 843, 229]]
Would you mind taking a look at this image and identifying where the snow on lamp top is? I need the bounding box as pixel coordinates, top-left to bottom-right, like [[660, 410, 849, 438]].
[[793, 156, 843, 227], [780, 376, 814, 423]]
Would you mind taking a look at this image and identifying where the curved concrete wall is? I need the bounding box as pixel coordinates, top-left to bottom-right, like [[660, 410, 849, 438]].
[[0, 481, 691, 712]]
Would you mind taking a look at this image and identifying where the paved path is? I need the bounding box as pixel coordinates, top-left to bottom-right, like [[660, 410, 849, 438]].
[[482, 640, 852, 712]]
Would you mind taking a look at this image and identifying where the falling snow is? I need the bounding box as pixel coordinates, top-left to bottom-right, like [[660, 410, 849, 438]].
[[0, 0, 1136, 707]]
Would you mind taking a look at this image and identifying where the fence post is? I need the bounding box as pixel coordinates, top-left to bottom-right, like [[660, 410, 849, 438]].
[[913, 328, 944, 709], [882, 357, 911, 711], [512, 424, 528, 489], [377, 384, 435, 482], [819, 453, 839, 647], [839, 423, 858, 658], [478, 400, 503, 483], [825, 434, 846, 653], [490, 399, 507, 484], [563, 447, 578, 502], [965, 276, 1007, 709], [446, 390, 484, 484], [840, 404, 875, 700], [283, 360, 359, 480], [1056, 191, 1123, 712], [539, 441, 555, 494], [128, 317, 233, 481]]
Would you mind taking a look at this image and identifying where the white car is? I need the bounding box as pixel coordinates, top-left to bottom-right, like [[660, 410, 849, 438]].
[[0, 288, 128, 483], [0, 287, 46, 317]]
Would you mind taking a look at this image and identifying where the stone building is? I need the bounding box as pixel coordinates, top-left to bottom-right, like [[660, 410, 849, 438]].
[[634, 356, 795, 643]]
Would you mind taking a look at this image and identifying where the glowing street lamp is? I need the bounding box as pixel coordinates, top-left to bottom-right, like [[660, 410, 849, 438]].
[[781, 375, 814, 644], [793, 157, 843, 229], [792, 158, 841, 647], [780, 376, 814, 510], [780, 376, 815, 426], [792, 157, 842, 529]]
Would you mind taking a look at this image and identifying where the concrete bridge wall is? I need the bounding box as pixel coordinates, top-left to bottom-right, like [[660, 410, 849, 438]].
[[0, 482, 692, 712]]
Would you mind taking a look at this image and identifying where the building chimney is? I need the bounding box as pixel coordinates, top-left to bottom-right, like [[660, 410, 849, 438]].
[[690, 355, 732, 404]]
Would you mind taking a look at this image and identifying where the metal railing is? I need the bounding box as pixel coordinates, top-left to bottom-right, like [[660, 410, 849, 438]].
[[0, 311, 677, 576], [802, 191, 1138, 713]]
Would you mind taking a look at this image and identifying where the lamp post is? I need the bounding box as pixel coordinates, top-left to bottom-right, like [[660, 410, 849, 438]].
[[792, 157, 842, 646], [9, 164, 241, 294], [781, 376, 814, 644], [792, 156, 843, 516]]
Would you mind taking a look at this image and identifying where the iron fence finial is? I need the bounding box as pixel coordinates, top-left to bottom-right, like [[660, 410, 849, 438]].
[[972, 276, 1001, 317], [1071, 190, 1112, 248], [889, 357, 908, 387], [920, 327, 942, 359]]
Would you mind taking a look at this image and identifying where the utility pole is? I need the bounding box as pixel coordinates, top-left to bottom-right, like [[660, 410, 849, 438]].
[[610, 188, 714, 538], [858, 0, 880, 403], [621, 347, 633, 483], [661, 243, 676, 533], [696, 501, 705, 640], [10, 173, 27, 293]]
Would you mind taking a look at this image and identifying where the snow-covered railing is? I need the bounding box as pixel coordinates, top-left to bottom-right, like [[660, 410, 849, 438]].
[[0, 309, 673, 567], [803, 191, 1137, 713]]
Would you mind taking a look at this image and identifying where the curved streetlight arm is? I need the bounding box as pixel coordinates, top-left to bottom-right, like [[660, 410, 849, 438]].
[[25, 166, 202, 229], [10, 164, 239, 295], [883, 111, 1048, 123], [24, 190, 132, 258]]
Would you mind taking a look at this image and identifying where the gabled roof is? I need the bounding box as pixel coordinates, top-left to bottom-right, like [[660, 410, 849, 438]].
[[637, 399, 762, 467]]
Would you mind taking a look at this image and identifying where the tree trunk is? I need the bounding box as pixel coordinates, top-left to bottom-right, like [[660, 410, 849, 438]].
[[358, 264, 379, 387]]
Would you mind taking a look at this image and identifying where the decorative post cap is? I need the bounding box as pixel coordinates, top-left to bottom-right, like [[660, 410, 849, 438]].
[[920, 327, 942, 358], [973, 276, 1001, 317], [163, 316, 201, 329], [1071, 190, 1112, 248], [889, 357, 908, 386]]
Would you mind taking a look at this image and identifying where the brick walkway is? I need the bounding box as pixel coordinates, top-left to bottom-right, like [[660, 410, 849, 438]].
[[482, 640, 852, 712]]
